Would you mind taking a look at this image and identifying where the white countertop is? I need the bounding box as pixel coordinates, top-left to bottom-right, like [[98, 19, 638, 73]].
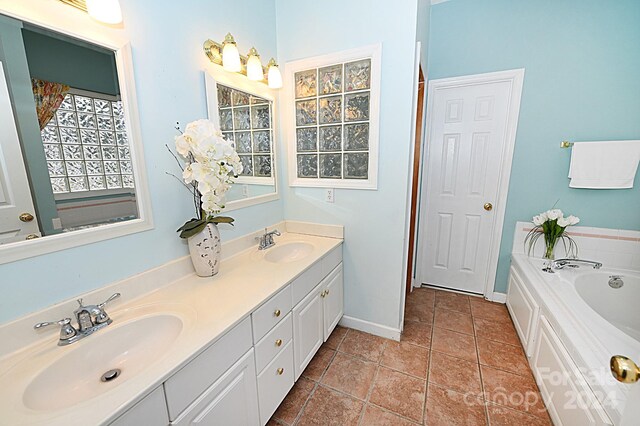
[[0, 231, 343, 425]]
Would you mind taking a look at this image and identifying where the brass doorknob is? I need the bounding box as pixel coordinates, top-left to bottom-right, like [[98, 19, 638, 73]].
[[277, 367, 284, 375], [484, 203, 493, 211], [19, 213, 34, 222], [611, 355, 640, 383], [25, 234, 40, 240], [275, 339, 283, 347]]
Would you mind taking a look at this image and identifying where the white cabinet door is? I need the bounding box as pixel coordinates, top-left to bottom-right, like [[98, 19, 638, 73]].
[[322, 264, 344, 340], [172, 349, 260, 426], [293, 282, 324, 380], [506, 267, 538, 357], [110, 386, 168, 426]]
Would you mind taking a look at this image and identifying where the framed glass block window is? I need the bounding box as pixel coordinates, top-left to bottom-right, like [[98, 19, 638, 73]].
[[286, 44, 381, 190], [41, 91, 135, 194]]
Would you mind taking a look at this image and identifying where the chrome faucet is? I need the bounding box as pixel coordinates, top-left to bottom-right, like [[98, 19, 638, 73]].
[[256, 228, 281, 250], [33, 293, 121, 346], [551, 258, 603, 271]]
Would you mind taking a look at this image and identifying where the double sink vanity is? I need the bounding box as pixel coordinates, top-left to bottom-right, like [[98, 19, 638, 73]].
[[0, 226, 344, 425]]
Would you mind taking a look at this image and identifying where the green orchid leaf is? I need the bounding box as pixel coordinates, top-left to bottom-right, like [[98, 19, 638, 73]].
[[176, 218, 206, 233], [208, 216, 235, 225], [178, 221, 209, 239]]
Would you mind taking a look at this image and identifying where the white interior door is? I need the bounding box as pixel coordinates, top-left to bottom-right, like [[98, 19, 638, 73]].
[[0, 61, 40, 243], [417, 70, 523, 295]]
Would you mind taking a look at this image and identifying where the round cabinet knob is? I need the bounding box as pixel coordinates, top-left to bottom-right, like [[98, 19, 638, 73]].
[[19, 212, 34, 222], [321, 290, 326, 298], [483, 203, 493, 211], [274, 309, 281, 317], [325, 289, 330, 295], [25, 234, 40, 240], [275, 339, 283, 347], [277, 367, 284, 375]]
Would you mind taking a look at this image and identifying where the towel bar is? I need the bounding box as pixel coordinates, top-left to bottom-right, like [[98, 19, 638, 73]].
[[560, 141, 574, 148]]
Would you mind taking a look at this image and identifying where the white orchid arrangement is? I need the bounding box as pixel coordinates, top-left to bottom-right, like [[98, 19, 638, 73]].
[[525, 208, 580, 259], [170, 119, 243, 239]]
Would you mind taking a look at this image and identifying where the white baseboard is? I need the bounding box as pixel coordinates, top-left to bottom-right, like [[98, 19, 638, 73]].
[[339, 315, 401, 341], [486, 292, 507, 303]]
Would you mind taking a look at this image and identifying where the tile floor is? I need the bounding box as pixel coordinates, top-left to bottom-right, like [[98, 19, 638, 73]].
[[268, 288, 552, 426]]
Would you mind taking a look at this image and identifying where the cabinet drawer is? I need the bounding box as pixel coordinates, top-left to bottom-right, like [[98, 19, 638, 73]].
[[252, 285, 292, 343], [164, 317, 252, 421], [257, 341, 295, 425], [321, 245, 342, 276], [110, 386, 168, 426], [255, 312, 293, 373], [291, 262, 323, 306]]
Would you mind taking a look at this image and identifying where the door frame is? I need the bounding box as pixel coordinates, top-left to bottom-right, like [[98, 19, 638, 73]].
[[415, 68, 525, 300]]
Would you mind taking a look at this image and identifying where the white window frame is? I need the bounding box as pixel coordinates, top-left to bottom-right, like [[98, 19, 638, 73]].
[[284, 44, 382, 190]]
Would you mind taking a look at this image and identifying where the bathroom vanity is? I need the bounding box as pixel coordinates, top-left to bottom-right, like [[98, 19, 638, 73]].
[[0, 227, 343, 425]]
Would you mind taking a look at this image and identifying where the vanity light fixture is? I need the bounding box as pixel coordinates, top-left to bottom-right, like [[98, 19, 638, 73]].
[[267, 58, 283, 89], [203, 37, 282, 89], [221, 33, 242, 72], [246, 47, 264, 81], [58, 0, 123, 24]]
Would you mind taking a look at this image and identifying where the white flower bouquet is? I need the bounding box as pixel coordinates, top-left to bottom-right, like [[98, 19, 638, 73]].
[[525, 209, 580, 259], [172, 119, 243, 238]]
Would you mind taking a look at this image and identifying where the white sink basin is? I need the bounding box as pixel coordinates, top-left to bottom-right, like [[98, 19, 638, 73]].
[[264, 242, 314, 263], [23, 313, 183, 411]]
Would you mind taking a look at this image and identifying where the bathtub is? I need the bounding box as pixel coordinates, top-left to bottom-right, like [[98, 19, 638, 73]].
[[508, 254, 640, 425]]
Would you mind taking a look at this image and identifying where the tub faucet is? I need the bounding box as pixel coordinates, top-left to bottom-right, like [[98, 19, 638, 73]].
[[256, 228, 281, 250], [33, 293, 121, 346], [551, 258, 603, 270]]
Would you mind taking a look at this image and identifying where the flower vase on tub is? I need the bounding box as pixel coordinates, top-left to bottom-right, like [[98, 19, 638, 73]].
[[525, 209, 580, 270], [172, 119, 243, 277]]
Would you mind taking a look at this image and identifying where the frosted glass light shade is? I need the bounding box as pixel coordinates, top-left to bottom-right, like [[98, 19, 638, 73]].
[[85, 0, 122, 24], [267, 60, 282, 89], [246, 49, 263, 81], [222, 42, 241, 72]]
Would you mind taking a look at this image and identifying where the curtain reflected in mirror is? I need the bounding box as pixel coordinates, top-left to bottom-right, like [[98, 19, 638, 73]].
[[0, 16, 139, 244]]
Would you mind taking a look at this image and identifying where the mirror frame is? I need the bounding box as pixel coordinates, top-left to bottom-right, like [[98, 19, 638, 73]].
[[0, 1, 153, 264], [204, 65, 279, 212]]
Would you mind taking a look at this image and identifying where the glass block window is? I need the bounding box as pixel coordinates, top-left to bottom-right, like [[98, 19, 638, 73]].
[[41, 92, 134, 194], [288, 45, 379, 189], [217, 84, 273, 179]]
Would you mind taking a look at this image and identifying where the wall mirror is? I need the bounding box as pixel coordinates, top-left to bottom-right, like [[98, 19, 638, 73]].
[[205, 67, 279, 211], [0, 6, 152, 264]]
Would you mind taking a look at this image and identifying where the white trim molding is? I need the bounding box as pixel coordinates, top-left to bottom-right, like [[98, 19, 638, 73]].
[[283, 44, 382, 190], [339, 315, 401, 341], [0, 3, 154, 265]]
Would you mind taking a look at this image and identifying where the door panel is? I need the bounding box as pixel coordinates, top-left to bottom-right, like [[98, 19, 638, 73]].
[[0, 61, 39, 243], [419, 80, 513, 294], [292, 284, 324, 380]]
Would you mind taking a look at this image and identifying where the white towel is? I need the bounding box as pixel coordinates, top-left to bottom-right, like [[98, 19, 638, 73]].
[[568, 140, 640, 189]]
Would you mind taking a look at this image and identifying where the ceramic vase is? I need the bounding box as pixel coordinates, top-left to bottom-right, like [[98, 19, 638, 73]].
[[187, 223, 221, 277]]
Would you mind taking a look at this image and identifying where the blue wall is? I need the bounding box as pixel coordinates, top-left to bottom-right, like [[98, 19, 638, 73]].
[[0, 0, 284, 324], [276, 0, 419, 330], [428, 0, 640, 293]]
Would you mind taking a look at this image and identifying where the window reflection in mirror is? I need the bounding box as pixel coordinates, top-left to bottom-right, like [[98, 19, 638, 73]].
[[205, 71, 277, 208], [0, 16, 138, 244]]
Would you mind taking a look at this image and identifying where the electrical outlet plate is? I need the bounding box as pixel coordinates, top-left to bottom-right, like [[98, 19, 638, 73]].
[[325, 188, 334, 203]]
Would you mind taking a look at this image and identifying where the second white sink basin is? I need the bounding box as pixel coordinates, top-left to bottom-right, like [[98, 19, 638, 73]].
[[22, 312, 184, 411], [264, 242, 314, 263]]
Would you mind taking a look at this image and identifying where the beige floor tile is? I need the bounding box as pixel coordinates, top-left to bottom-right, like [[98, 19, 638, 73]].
[[481, 365, 548, 418], [302, 346, 335, 381], [405, 300, 435, 323], [470, 299, 511, 321], [473, 316, 521, 346], [361, 404, 421, 425], [369, 367, 426, 422], [486, 403, 553, 426], [401, 321, 432, 348], [435, 291, 471, 314], [477, 338, 531, 377], [434, 307, 474, 335], [321, 352, 377, 399], [380, 341, 429, 378], [324, 325, 348, 350]]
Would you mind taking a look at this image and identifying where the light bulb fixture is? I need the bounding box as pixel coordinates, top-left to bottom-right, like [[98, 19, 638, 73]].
[[246, 47, 264, 81], [267, 58, 283, 89], [58, 0, 123, 24], [221, 33, 241, 73]]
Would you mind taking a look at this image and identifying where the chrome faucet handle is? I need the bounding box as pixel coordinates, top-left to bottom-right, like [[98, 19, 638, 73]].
[[34, 317, 77, 341], [97, 292, 121, 309]]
